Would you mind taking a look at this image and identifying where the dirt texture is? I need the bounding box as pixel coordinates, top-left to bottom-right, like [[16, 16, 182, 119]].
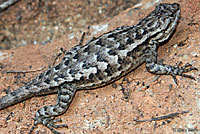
[[0, 0, 200, 134], [0, 0, 139, 50]]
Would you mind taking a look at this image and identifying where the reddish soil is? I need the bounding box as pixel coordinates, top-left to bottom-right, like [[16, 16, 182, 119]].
[[0, 0, 199, 134]]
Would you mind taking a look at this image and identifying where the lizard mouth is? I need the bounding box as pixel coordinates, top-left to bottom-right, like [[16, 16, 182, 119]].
[[150, 3, 181, 43], [169, 3, 181, 30], [165, 7, 180, 37]]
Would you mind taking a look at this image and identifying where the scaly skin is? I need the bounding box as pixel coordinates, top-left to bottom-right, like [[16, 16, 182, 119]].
[[0, 3, 197, 134]]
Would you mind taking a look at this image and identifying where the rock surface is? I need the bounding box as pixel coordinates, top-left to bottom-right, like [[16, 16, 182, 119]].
[[0, 0, 199, 133]]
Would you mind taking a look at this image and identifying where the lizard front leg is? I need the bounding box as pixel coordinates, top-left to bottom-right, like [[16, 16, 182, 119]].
[[29, 84, 77, 134], [145, 43, 197, 84]]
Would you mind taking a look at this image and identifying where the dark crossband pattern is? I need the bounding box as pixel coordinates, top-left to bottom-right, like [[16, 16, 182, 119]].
[[0, 3, 197, 134]]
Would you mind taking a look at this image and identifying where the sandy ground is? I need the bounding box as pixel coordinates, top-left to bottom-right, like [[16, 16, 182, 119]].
[[0, 0, 199, 134]]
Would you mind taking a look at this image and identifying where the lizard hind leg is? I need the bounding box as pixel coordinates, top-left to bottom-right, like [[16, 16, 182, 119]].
[[29, 84, 77, 134]]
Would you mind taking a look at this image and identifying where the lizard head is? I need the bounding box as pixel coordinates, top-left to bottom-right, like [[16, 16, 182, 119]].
[[138, 3, 180, 44], [153, 3, 181, 43]]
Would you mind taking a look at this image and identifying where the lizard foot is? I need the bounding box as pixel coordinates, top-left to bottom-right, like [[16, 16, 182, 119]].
[[29, 116, 68, 134], [171, 62, 198, 85]]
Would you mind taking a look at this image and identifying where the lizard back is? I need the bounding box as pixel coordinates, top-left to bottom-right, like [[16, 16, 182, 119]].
[[1, 3, 198, 134], [0, 3, 180, 111], [35, 3, 180, 89]]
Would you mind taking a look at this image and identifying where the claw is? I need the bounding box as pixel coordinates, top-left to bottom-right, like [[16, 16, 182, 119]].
[[192, 67, 198, 71], [180, 73, 196, 80], [29, 117, 68, 134], [182, 63, 192, 68], [176, 62, 197, 71], [172, 74, 178, 85], [53, 118, 62, 123], [45, 118, 68, 134], [29, 121, 38, 134], [52, 123, 68, 128], [51, 118, 68, 128], [46, 123, 64, 134], [175, 61, 182, 67], [170, 62, 197, 85], [60, 47, 67, 55]]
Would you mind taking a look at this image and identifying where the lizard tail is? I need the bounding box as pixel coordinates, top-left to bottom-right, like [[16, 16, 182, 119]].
[[0, 86, 34, 110]]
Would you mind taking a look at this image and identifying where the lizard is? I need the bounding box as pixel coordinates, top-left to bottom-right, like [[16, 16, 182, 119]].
[[0, 3, 197, 134]]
